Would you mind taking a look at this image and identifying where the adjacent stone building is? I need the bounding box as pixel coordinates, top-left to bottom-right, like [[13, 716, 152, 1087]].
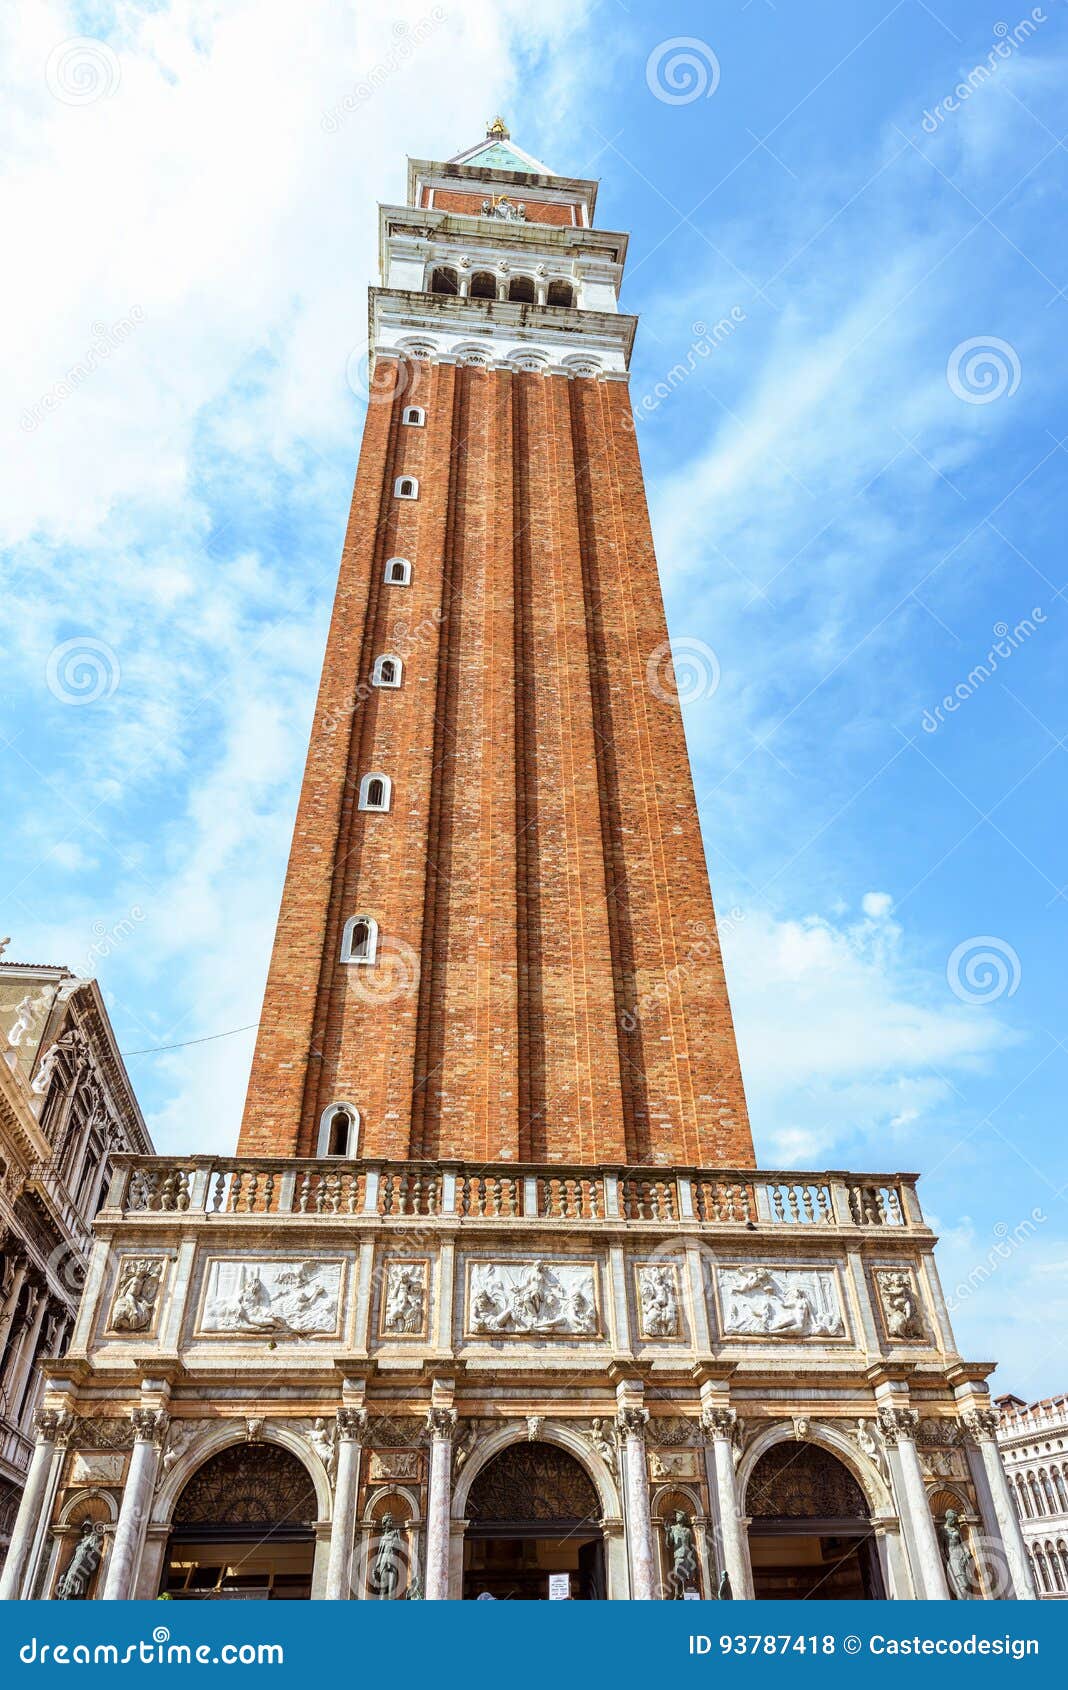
[[0, 956, 151, 1572], [0, 125, 1035, 1603], [996, 1393, 1068, 1597]]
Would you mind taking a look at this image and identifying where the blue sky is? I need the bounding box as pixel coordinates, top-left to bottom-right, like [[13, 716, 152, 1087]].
[[1, 0, 1065, 1396]]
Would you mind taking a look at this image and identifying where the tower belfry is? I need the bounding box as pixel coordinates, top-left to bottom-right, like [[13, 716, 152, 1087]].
[[12, 132, 1033, 1609]]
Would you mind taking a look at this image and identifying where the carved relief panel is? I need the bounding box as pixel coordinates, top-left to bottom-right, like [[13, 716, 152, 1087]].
[[105, 1255, 169, 1337], [195, 1258, 344, 1338], [379, 1260, 430, 1340], [715, 1265, 846, 1340], [873, 1266, 927, 1343], [465, 1259, 600, 1338], [634, 1261, 684, 1341]]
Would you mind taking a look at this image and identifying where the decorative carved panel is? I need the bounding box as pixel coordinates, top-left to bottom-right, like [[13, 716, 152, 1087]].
[[172, 1442, 317, 1528], [467, 1443, 601, 1524], [198, 1259, 343, 1337], [746, 1443, 870, 1520], [466, 1259, 599, 1337], [69, 1416, 136, 1450], [718, 1266, 844, 1338], [647, 1415, 702, 1448]]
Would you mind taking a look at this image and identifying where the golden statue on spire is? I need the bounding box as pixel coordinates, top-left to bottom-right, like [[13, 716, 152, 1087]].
[[487, 115, 510, 139]]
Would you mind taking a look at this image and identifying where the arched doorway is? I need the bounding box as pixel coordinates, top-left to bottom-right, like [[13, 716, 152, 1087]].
[[160, 1442, 318, 1599], [746, 1441, 884, 1599], [462, 1441, 605, 1600]]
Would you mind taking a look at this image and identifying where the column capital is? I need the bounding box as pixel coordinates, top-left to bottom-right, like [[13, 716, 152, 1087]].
[[700, 1406, 737, 1442], [130, 1407, 170, 1447], [427, 1406, 457, 1441], [877, 1406, 919, 1446], [960, 1407, 1000, 1441], [616, 1405, 648, 1439], [33, 1406, 72, 1444], [336, 1406, 367, 1442]]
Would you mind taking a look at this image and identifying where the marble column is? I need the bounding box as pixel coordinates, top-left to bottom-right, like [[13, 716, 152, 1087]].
[[961, 1408, 1037, 1600], [2, 1280, 48, 1423], [101, 1409, 167, 1600], [324, 1408, 365, 1600], [0, 1252, 29, 1357], [879, 1408, 949, 1599], [701, 1407, 751, 1599], [424, 1407, 456, 1600], [0, 1408, 68, 1599], [617, 1407, 656, 1599]]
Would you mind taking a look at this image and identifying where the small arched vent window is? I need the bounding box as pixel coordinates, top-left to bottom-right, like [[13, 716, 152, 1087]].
[[384, 556, 411, 585], [318, 1103, 360, 1158], [402, 406, 425, 427], [430, 267, 458, 295], [372, 655, 403, 688], [508, 275, 536, 304], [359, 772, 392, 812], [394, 476, 419, 500], [547, 280, 574, 308], [341, 915, 378, 964], [470, 271, 496, 300]]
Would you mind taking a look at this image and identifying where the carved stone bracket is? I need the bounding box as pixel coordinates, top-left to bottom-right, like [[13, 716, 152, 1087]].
[[877, 1406, 919, 1447]]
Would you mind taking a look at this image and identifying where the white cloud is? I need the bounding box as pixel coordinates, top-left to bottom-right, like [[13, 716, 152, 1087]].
[[0, 0, 597, 1153], [721, 901, 1018, 1167]]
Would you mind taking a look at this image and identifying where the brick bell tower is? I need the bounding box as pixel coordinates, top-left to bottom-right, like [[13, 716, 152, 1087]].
[[240, 119, 753, 1173], [21, 121, 1028, 1610]]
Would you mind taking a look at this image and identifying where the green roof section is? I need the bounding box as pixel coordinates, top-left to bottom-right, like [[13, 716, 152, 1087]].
[[461, 140, 543, 175]]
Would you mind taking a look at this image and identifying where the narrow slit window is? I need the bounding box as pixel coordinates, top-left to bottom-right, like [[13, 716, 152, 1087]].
[[385, 557, 411, 585], [359, 772, 392, 811], [372, 655, 402, 688], [341, 915, 378, 964], [394, 476, 419, 500], [402, 406, 425, 427]]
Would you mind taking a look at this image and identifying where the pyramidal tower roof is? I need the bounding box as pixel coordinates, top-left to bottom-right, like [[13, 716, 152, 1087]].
[[447, 116, 556, 177]]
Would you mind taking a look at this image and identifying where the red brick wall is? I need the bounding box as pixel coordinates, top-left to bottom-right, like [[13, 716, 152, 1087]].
[[239, 362, 753, 1169], [427, 188, 577, 225]]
